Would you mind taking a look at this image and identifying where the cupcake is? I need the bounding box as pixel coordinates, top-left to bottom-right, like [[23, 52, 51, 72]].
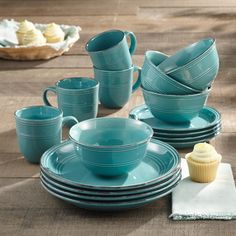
[[16, 20, 36, 45], [21, 28, 46, 46], [186, 142, 221, 183], [43, 23, 65, 43]]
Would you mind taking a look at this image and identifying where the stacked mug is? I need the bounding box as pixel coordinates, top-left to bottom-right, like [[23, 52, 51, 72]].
[[86, 29, 141, 108], [141, 38, 219, 124]]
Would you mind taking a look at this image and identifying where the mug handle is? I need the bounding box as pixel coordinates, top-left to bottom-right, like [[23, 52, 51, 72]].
[[132, 66, 142, 93], [124, 31, 136, 55], [43, 86, 57, 106], [62, 116, 78, 127]]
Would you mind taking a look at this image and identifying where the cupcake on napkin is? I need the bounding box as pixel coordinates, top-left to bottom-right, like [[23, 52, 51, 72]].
[[186, 142, 222, 183], [16, 20, 35, 45], [44, 23, 65, 43]]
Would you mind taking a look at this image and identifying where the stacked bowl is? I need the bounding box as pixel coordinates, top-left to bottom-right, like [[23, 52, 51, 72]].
[[134, 38, 221, 148]]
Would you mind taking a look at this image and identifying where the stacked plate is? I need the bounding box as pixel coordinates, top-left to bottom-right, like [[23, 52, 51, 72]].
[[40, 139, 181, 211], [129, 105, 221, 149]]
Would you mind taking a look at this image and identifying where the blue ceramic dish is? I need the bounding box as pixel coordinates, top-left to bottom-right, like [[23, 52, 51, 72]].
[[129, 104, 221, 133], [158, 38, 219, 90], [15, 106, 77, 163], [69, 118, 153, 176], [142, 86, 210, 124], [43, 77, 99, 122], [94, 65, 141, 108], [141, 51, 200, 95], [40, 139, 180, 190], [86, 29, 136, 70]]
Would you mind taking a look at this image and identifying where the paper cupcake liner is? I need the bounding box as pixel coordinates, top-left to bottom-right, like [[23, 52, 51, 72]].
[[186, 153, 221, 183]]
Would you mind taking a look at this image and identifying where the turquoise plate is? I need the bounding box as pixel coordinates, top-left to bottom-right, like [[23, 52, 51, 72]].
[[40, 139, 180, 190], [40, 168, 181, 197], [154, 127, 221, 142], [153, 124, 221, 137], [129, 104, 221, 133], [40, 180, 179, 211], [41, 172, 181, 202], [155, 131, 220, 149]]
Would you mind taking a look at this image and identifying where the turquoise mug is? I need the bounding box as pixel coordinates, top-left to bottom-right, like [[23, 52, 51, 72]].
[[94, 65, 141, 108], [43, 77, 99, 122], [15, 106, 78, 164], [86, 29, 136, 70]]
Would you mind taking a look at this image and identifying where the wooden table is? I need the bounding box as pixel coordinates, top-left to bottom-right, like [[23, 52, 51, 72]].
[[0, 1, 236, 235]]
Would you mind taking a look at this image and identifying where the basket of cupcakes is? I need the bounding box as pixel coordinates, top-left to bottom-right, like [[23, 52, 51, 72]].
[[0, 19, 81, 60]]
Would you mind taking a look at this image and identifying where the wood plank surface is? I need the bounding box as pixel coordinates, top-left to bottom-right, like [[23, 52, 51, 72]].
[[0, 0, 235, 235]]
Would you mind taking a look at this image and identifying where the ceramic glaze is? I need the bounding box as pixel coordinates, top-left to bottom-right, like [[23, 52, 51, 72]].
[[129, 104, 221, 133], [158, 38, 219, 90], [43, 77, 99, 122], [40, 139, 180, 189], [15, 106, 78, 163], [142, 86, 210, 124], [86, 29, 136, 70], [141, 51, 201, 95], [94, 65, 141, 108], [69, 118, 153, 176]]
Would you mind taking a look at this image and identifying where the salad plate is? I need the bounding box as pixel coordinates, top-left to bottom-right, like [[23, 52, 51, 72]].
[[129, 104, 221, 133]]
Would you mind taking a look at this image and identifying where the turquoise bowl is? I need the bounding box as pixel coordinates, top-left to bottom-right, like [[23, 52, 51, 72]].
[[158, 38, 219, 90], [141, 51, 200, 95], [69, 118, 153, 176], [142, 86, 211, 124]]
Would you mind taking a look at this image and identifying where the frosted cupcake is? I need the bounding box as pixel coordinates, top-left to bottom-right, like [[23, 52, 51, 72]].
[[16, 20, 36, 45], [44, 23, 65, 43], [186, 142, 221, 183], [21, 28, 46, 46]]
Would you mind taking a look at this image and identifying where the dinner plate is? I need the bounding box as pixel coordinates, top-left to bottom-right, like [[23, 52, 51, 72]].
[[41, 179, 179, 211], [40, 139, 180, 190], [154, 127, 221, 142], [41, 168, 181, 197], [129, 104, 221, 133], [41, 172, 181, 202]]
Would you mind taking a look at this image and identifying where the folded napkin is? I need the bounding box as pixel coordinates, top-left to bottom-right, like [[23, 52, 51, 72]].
[[170, 158, 236, 220]]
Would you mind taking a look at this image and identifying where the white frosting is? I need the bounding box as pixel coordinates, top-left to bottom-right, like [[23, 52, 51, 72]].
[[21, 28, 46, 46], [44, 23, 64, 43], [189, 142, 221, 163], [17, 20, 35, 34]]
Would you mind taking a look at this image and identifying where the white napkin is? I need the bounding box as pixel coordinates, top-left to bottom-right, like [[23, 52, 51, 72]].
[[170, 158, 236, 220], [0, 19, 18, 45]]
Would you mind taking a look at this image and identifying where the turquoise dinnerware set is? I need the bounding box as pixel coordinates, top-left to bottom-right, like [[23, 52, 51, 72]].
[[15, 31, 221, 210], [40, 139, 181, 211]]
